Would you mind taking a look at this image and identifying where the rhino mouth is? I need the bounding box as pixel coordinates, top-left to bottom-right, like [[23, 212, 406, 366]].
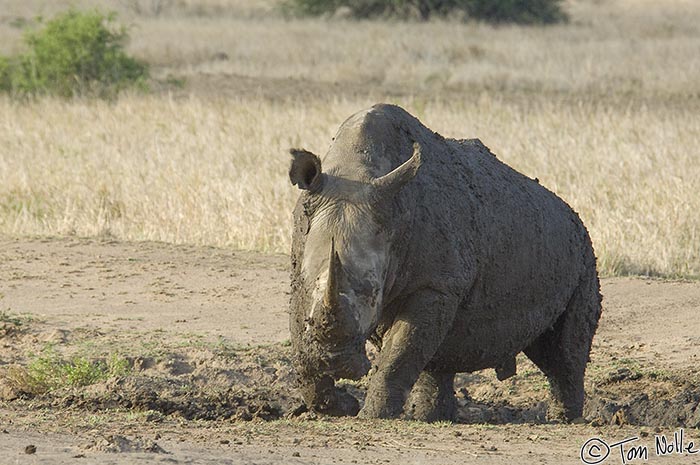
[[322, 344, 371, 380]]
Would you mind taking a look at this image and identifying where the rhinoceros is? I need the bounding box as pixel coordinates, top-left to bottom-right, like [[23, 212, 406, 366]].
[[288, 103, 601, 422]]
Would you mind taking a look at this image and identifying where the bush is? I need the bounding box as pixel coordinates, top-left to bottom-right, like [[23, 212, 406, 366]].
[[282, 0, 567, 24], [0, 9, 148, 98], [0, 56, 11, 92], [24, 348, 131, 393], [464, 0, 567, 24]]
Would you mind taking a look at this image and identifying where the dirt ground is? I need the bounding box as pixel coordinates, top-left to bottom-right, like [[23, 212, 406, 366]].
[[2, 236, 700, 464]]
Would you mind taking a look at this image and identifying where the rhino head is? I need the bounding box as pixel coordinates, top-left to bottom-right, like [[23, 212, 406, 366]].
[[288, 141, 422, 414]]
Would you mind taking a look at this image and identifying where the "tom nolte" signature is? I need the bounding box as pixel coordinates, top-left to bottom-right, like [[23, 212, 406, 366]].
[[580, 428, 699, 464]]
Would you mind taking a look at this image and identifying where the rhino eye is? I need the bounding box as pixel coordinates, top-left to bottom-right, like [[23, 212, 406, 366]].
[[300, 209, 311, 235], [296, 198, 314, 235]]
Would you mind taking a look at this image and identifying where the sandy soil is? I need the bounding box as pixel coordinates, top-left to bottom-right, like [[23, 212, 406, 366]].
[[2, 236, 700, 464]]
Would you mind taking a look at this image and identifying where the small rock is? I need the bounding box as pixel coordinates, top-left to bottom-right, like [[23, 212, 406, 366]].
[[297, 411, 318, 421], [145, 442, 167, 454], [25, 445, 36, 454], [146, 411, 164, 422], [220, 439, 230, 445], [606, 367, 641, 383], [292, 451, 301, 457], [287, 404, 308, 418], [0, 377, 20, 401]]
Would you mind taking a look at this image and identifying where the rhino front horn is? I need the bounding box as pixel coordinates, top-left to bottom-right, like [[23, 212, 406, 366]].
[[371, 142, 422, 197], [323, 237, 342, 308]]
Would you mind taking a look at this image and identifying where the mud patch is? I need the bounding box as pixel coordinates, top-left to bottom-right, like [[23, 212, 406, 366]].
[[585, 374, 700, 427], [451, 364, 700, 428], [452, 374, 700, 428], [49, 376, 285, 421], [6, 340, 700, 429], [83, 434, 167, 454], [2, 315, 700, 428]]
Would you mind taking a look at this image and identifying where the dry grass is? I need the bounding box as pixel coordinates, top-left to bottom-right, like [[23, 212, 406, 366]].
[[0, 0, 698, 278], [0, 96, 313, 251], [2, 94, 697, 277]]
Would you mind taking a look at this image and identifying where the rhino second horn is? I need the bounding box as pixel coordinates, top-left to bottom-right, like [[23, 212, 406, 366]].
[[371, 142, 422, 197], [323, 237, 341, 308]]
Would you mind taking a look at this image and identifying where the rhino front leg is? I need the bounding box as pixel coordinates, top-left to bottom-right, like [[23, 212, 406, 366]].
[[359, 290, 458, 419]]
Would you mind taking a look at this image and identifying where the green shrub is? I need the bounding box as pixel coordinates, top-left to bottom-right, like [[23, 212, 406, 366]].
[[0, 56, 14, 92], [281, 0, 567, 24], [0, 9, 148, 98], [26, 348, 131, 393], [463, 0, 567, 24]]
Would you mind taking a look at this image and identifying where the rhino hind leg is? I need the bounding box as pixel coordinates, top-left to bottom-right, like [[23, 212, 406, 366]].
[[405, 371, 457, 422], [523, 271, 602, 422]]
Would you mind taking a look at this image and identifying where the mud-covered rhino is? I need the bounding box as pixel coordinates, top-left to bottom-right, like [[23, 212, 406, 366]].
[[288, 103, 601, 422]]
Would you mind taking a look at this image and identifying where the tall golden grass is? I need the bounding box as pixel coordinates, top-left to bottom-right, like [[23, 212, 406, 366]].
[[0, 0, 698, 277]]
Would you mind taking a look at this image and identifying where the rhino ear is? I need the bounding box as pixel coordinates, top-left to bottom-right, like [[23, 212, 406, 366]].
[[371, 142, 422, 197], [289, 149, 323, 192]]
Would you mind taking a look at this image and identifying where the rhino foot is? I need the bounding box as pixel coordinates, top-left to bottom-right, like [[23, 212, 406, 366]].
[[300, 374, 360, 417], [319, 387, 360, 417], [312, 386, 360, 417], [405, 371, 457, 422]]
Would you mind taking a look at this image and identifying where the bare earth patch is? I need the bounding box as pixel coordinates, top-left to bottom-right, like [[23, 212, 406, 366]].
[[2, 236, 700, 464]]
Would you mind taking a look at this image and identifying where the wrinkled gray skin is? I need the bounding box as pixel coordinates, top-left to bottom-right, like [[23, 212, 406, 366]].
[[288, 104, 602, 422]]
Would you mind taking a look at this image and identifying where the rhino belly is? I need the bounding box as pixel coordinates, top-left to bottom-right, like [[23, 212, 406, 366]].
[[428, 295, 572, 373]]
